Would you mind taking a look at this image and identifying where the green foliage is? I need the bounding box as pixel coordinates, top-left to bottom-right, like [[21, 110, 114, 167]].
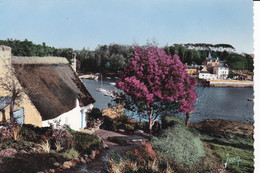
[[101, 115, 130, 132], [86, 108, 102, 121], [228, 71, 238, 78], [0, 138, 36, 151], [198, 131, 254, 150], [20, 124, 52, 143], [72, 131, 102, 155], [209, 142, 254, 173], [78, 44, 133, 73], [62, 148, 79, 160], [107, 137, 128, 146], [161, 115, 185, 129], [152, 125, 205, 164]]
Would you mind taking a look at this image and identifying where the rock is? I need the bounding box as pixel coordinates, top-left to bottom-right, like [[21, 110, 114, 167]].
[[56, 168, 63, 172], [19, 150, 27, 154], [85, 158, 92, 163], [64, 161, 72, 167], [73, 157, 80, 163], [49, 169, 55, 173], [96, 150, 100, 155], [44, 170, 49, 173], [53, 162, 59, 167], [90, 150, 96, 160], [80, 157, 86, 164], [62, 161, 71, 169], [71, 160, 77, 167], [60, 165, 67, 170], [103, 143, 109, 149]]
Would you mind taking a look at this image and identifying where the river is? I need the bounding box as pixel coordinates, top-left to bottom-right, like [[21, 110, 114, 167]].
[[82, 78, 254, 123]]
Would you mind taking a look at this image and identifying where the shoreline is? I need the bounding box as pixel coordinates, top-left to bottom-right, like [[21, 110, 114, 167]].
[[208, 80, 254, 88], [190, 119, 254, 136]]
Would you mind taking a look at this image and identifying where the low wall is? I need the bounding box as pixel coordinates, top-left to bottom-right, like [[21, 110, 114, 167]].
[[209, 81, 254, 87]]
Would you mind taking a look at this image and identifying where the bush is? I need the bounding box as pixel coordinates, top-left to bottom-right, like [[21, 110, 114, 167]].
[[86, 108, 102, 121], [152, 124, 205, 164], [161, 115, 185, 129], [20, 124, 52, 143], [101, 115, 132, 132], [0, 138, 36, 151], [63, 148, 79, 160], [72, 131, 102, 155]]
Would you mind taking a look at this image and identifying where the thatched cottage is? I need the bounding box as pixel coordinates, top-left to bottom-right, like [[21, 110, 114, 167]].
[[0, 45, 95, 130]]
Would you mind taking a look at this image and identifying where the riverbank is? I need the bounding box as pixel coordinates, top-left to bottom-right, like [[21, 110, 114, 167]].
[[190, 119, 254, 136]]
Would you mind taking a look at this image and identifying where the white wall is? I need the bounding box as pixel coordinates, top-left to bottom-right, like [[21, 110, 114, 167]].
[[199, 73, 217, 80], [42, 99, 93, 131]]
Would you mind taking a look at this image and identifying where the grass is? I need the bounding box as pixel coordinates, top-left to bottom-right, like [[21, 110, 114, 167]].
[[208, 142, 254, 173]]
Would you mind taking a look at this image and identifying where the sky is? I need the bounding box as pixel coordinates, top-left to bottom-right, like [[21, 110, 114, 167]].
[[0, 0, 254, 53]]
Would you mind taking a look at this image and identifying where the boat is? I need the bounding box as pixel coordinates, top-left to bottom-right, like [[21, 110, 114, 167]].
[[79, 74, 99, 80], [109, 82, 116, 86], [248, 98, 254, 101]]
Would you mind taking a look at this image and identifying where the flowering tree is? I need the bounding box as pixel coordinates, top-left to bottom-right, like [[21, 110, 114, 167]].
[[116, 46, 197, 133]]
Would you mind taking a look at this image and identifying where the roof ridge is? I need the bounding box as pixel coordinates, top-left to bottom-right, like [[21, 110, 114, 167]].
[[11, 56, 69, 64]]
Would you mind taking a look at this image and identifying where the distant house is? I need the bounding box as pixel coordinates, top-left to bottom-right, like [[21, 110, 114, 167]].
[[0, 45, 95, 130], [213, 62, 229, 79], [199, 67, 217, 80], [186, 65, 198, 75], [202, 52, 219, 67], [200, 52, 229, 80]]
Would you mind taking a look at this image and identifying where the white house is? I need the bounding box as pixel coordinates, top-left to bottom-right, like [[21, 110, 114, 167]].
[[213, 62, 229, 79], [0, 45, 95, 130], [199, 67, 217, 80]]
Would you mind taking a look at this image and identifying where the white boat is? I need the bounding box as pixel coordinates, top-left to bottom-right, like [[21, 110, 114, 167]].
[[96, 87, 116, 98], [106, 77, 111, 79], [109, 82, 116, 86]]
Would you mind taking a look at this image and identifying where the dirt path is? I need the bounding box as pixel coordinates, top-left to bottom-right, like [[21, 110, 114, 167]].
[[64, 129, 149, 173]]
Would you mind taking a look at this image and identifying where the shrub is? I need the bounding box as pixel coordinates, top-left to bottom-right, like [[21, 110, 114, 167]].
[[134, 142, 157, 160], [135, 121, 161, 135], [107, 137, 128, 146], [152, 124, 205, 164], [161, 115, 185, 129], [63, 148, 79, 160], [86, 108, 102, 121], [72, 131, 102, 155], [20, 124, 52, 143], [0, 138, 36, 151], [101, 115, 131, 132]]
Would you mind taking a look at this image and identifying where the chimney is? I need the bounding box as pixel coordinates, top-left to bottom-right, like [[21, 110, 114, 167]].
[[71, 53, 77, 72], [0, 45, 12, 76]]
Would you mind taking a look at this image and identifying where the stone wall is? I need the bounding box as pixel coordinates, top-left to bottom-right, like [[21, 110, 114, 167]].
[[209, 81, 254, 87]]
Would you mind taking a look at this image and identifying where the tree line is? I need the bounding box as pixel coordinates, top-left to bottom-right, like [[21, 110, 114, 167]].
[[0, 39, 254, 73]]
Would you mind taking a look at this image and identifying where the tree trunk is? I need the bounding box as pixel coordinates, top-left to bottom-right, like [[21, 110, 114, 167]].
[[147, 104, 154, 134], [1, 110, 7, 124], [185, 111, 193, 127], [9, 98, 15, 124]]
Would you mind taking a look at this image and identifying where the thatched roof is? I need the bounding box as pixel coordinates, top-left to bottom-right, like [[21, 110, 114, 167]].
[[12, 57, 95, 120]]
